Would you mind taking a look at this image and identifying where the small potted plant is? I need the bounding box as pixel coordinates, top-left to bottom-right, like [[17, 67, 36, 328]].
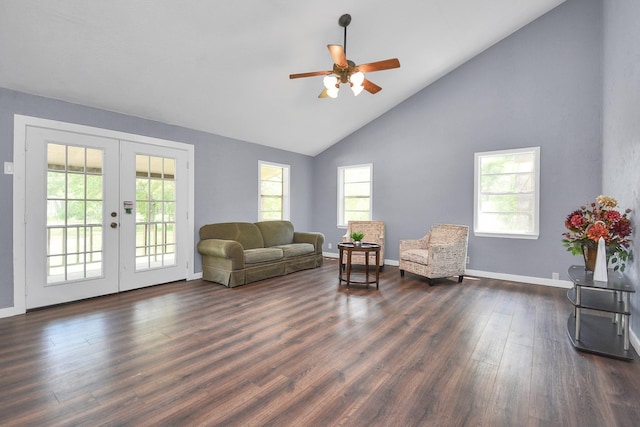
[[350, 231, 365, 246]]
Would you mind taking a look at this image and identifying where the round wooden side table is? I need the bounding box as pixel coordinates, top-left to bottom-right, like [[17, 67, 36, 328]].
[[337, 242, 381, 289]]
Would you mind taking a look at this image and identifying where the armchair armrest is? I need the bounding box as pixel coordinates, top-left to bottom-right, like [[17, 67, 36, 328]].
[[293, 232, 325, 254], [197, 239, 244, 269], [400, 238, 427, 252], [428, 242, 467, 261]]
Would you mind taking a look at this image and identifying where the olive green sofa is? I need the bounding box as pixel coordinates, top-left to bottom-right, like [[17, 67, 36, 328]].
[[197, 221, 324, 287]]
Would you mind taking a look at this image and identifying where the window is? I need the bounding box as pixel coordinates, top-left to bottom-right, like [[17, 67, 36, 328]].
[[474, 147, 540, 239], [338, 164, 372, 227], [259, 161, 290, 221]]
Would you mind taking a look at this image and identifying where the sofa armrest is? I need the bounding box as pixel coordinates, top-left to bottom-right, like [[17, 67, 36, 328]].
[[197, 239, 245, 269], [293, 232, 325, 254]]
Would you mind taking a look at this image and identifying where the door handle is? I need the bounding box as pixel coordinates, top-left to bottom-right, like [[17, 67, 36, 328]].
[[110, 222, 118, 229]]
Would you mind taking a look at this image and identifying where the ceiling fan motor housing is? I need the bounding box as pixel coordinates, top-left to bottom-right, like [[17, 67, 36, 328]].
[[333, 60, 357, 84]]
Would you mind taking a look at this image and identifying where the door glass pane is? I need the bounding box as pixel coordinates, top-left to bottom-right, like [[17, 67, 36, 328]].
[[46, 143, 104, 284], [135, 154, 177, 271]]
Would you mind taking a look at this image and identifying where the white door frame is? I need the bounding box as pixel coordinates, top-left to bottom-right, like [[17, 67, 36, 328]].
[[11, 114, 196, 315]]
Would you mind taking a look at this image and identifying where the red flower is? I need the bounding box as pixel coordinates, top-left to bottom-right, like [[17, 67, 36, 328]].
[[570, 215, 585, 228], [613, 218, 632, 238], [587, 223, 609, 242], [565, 210, 583, 229], [604, 210, 621, 222]]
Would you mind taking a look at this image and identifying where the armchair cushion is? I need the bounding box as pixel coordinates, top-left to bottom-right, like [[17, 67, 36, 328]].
[[401, 249, 429, 264]]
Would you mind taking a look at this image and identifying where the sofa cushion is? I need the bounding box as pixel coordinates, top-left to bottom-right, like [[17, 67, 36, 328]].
[[401, 249, 429, 264], [199, 222, 265, 250], [255, 220, 294, 247], [244, 248, 284, 264], [274, 243, 314, 258]]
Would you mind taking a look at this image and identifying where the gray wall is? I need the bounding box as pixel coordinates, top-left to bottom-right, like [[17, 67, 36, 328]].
[[0, 88, 314, 309], [313, 0, 603, 280], [602, 0, 640, 337]]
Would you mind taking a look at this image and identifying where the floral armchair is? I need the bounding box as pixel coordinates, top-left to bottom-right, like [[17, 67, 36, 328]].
[[399, 224, 469, 284], [342, 220, 385, 269]]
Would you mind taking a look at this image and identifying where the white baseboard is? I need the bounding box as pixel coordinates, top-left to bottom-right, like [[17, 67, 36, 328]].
[[322, 252, 398, 267], [464, 268, 574, 289], [323, 253, 572, 289], [0, 306, 26, 319]]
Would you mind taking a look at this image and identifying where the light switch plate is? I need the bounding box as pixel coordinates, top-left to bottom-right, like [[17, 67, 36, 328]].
[[4, 162, 13, 175]]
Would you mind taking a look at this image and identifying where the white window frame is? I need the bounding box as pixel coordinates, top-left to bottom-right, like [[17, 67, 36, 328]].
[[474, 147, 540, 239], [258, 160, 290, 221], [337, 163, 373, 228]]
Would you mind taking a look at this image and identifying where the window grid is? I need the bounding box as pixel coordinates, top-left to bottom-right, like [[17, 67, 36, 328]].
[[135, 155, 177, 271], [338, 164, 373, 227], [474, 148, 540, 239], [46, 143, 104, 283], [259, 161, 290, 221]]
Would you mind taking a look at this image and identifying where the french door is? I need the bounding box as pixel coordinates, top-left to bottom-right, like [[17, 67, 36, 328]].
[[24, 126, 189, 308]]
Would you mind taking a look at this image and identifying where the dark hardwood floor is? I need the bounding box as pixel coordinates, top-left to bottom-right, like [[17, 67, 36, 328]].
[[1, 259, 639, 426]]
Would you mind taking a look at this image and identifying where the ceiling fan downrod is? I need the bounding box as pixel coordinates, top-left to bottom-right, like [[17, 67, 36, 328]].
[[339, 14, 351, 55]]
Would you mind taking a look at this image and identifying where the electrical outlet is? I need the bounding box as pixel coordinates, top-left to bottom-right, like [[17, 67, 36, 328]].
[[466, 256, 470, 265], [552, 272, 560, 280], [328, 243, 332, 249]]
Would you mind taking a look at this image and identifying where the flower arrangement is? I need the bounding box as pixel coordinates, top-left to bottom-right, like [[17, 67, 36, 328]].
[[562, 195, 633, 271]]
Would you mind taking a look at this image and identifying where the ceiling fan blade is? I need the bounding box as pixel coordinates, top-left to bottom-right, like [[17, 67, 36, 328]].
[[318, 88, 329, 98], [327, 44, 348, 68], [356, 58, 400, 73], [289, 70, 333, 79], [362, 79, 382, 94]]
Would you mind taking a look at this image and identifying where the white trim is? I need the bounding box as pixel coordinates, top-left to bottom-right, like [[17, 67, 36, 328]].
[[0, 306, 24, 318], [463, 268, 573, 289], [474, 147, 540, 239], [323, 253, 573, 289], [9, 114, 196, 317]]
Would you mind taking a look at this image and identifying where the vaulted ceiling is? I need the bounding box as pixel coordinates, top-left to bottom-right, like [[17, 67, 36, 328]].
[[0, 0, 565, 156]]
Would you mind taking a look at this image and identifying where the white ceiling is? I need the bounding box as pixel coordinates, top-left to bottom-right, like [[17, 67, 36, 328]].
[[0, 0, 565, 156]]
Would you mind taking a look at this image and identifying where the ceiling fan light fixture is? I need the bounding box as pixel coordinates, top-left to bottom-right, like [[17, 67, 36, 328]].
[[350, 71, 364, 87], [326, 87, 339, 98], [351, 84, 364, 96], [323, 75, 338, 90]]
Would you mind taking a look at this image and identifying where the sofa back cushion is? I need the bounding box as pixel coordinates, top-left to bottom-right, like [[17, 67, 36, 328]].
[[199, 222, 265, 250], [255, 220, 294, 247]]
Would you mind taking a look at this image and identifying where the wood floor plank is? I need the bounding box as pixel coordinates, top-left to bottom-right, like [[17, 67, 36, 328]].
[[1, 259, 639, 426]]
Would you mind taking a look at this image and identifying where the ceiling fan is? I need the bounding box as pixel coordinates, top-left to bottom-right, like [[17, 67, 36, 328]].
[[289, 14, 400, 98]]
